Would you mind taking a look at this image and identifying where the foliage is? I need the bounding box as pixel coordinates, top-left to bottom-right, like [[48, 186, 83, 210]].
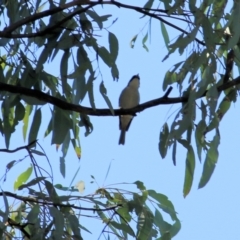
[[0, 142, 180, 239], [0, 0, 239, 239]]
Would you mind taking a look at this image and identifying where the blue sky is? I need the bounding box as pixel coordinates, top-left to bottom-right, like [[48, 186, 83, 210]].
[[0, 1, 240, 239]]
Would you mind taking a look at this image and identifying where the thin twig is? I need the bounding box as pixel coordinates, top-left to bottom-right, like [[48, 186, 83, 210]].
[[0, 140, 37, 153]]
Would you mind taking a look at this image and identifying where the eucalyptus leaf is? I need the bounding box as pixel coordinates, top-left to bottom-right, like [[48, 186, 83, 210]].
[[99, 81, 114, 115]]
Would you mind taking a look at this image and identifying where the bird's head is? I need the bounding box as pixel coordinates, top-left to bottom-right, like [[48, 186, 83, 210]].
[[128, 74, 140, 88]]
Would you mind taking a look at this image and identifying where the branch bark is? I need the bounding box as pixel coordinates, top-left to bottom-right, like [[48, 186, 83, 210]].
[[0, 77, 239, 116]]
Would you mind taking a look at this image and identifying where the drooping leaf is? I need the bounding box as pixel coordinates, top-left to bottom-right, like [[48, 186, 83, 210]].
[[18, 177, 46, 190], [198, 133, 220, 188], [23, 104, 32, 141], [111, 63, 119, 80], [27, 205, 40, 223], [137, 210, 154, 240], [71, 138, 81, 159], [130, 34, 138, 48], [159, 123, 169, 159], [162, 71, 177, 91], [142, 32, 149, 52], [143, 0, 154, 11], [14, 165, 33, 191], [79, 113, 93, 136], [28, 108, 41, 144], [60, 49, 70, 94], [52, 106, 71, 145], [195, 120, 207, 162], [15, 102, 25, 121], [148, 190, 178, 221], [178, 139, 195, 197], [227, 1, 240, 49], [60, 156, 66, 178], [160, 22, 170, 50], [108, 31, 119, 62], [99, 81, 114, 115], [49, 207, 64, 238]]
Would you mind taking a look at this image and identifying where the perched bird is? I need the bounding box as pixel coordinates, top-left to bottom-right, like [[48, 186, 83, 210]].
[[118, 74, 140, 145]]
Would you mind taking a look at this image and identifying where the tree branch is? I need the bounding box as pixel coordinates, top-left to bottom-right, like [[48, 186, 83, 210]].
[[2, 0, 95, 35], [0, 0, 204, 46], [0, 191, 122, 212], [0, 77, 240, 116], [0, 140, 37, 153]]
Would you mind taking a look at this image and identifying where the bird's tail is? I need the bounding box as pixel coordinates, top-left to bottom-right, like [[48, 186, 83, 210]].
[[119, 130, 126, 145]]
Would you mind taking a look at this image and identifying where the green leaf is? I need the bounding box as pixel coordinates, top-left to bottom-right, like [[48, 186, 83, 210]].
[[159, 123, 169, 158], [195, 120, 207, 162], [28, 108, 41, 144], [177, 140, 195, 197], [18, 177, 46, 190], [143, 0, 154, 10], [137, 210, 154, 240], [60, 49, 70, 94], [72, 65, 87, 103], [96, 46, 112, 67], [148, 190, 177, 221], [162, 71, 177, 91], [108, 31, 119, 62], [111, 221, 135, 237], [23, 104, 32, 141], [206, 85, 219, 117], [44, 117, 53, 138], [68, 214, 82, 238], [71, 138, 81, 159], [227, 1, 240, 49], [79, 113, 93, 136], [30, 149, 45, 156], [142, 32, 149, 51], [172, 139, 177, 165], [134, 181, 146, 191], [130, 34, 138, 48], [201, 15, 215, 50], [86, 10, 103, 29], [206, 114, 219, 133], [27, 205, 40, 223], [45, 180, 60, 202], [77, 45, 92, 73], [14, 165, 33, 191], [49, 207, 64, 238], [111, 63, 119, 80], [62, 130, 70, 158], [170, 218, 181, 237], [60, 156, 66, 178], [15, 102, 25, 121], [154, 209, 170, 236], [36, 46, 50, 73], [160, 22, 170, 50], [198, 134, 220, 188], [99, 81, 114, 115], [52, 106, 71, 145], [217, 95, 231, 120], [86, 73, 96, 111], [36, 2, 47, 13], [168, 27, 199, 55], [117, 206, 131, 222]]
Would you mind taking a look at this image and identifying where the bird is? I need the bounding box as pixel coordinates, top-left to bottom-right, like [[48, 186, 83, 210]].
[[118, 74, 140, 145]]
